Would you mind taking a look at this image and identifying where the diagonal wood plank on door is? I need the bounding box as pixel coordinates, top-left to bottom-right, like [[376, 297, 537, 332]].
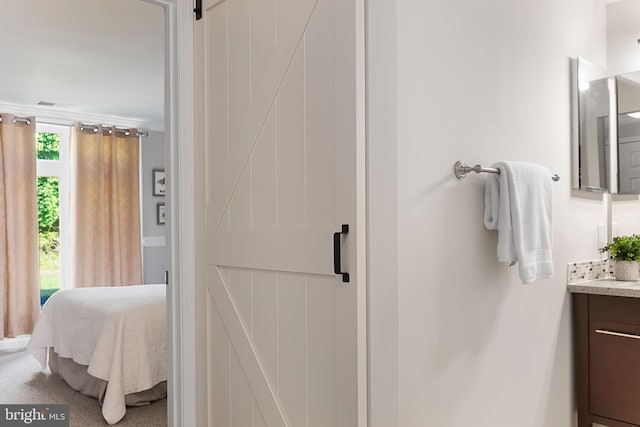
[[208, 266, 289, 427], [207, 228, 333, 275], [205, 0, 319, 227]]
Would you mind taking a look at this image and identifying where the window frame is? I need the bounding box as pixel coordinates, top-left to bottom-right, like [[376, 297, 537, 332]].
[[36, 123, 70, 291]]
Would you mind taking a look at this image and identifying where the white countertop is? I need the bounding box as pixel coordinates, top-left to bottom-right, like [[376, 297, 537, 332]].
[[567, 279, 640, 298]]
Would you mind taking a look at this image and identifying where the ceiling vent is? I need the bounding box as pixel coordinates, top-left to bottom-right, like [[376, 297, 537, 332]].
[[36, 101, 56, 107]]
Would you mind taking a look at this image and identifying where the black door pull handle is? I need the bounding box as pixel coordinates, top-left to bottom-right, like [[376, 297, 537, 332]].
[[333, 224, 349, 282]]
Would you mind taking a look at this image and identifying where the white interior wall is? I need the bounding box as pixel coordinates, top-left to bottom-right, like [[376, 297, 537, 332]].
[[367, 0, 398, 425], [607, 0, 640, 76], [368, 0, 609, 426], [613, 196, 640, 234], [141, 130, 166, 284]]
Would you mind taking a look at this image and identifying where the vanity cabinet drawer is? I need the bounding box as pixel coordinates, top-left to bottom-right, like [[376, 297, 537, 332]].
[[590, 320, 640, 425], [590, 295, 640, 325]]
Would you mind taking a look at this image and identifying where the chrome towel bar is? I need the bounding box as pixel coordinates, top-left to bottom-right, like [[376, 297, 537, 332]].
[[453, 161, 560, 182]]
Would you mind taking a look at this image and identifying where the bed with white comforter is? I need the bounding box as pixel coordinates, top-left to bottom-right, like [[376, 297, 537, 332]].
[[27, 284, 167, 425]]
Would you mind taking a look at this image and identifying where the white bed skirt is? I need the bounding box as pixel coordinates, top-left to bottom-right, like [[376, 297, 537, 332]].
[[49, 349, 167, 407]]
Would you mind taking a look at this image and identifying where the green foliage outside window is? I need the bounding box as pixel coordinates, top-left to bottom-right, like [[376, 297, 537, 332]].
[[36, 133, 61, 301], [37, 177, 59, 233], [37, 132, 59, 160], [36, 133, 60, 234]]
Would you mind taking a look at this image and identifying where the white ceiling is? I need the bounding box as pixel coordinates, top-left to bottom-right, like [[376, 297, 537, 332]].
[[0, 0, 165, 130]]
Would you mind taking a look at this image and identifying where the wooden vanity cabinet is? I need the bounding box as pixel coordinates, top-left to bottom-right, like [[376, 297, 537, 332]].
[[574, 294, 640, 427]]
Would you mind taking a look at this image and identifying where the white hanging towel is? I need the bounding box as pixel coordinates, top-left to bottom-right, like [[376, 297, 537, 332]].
[[483, 161, 553, 284]]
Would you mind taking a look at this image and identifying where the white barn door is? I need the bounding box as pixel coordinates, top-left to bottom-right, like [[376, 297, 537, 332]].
[[195, 0, 366, 426]]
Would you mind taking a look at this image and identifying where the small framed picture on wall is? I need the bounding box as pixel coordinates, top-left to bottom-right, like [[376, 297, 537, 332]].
[[157, 203, 166, 225], [153, 169, 165, 196]]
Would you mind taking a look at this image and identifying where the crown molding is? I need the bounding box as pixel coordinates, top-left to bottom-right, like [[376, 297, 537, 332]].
[[0, 101, 164, 132]]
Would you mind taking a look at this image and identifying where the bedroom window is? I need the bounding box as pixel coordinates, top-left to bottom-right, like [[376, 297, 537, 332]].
[[36, 124, 69, 305]]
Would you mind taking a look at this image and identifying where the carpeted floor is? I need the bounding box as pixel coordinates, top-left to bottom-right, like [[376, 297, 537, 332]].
[[0, 348, 167, 426]]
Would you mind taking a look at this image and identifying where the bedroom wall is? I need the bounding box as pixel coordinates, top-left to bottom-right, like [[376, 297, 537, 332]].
[[368, 0, 607, 426], [141, 130, 166, 284]]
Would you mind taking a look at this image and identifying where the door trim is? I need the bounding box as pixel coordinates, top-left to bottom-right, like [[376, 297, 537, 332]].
[[142, 1, 200, 426], [168, 2, 201, 427]]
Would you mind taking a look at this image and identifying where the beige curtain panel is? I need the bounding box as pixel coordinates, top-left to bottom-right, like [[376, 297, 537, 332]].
[[70, 124, 142, 287], [0, 114, 39, 339]]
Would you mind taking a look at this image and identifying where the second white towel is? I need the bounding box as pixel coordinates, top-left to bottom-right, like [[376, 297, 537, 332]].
[[483, 161, 553, 284]]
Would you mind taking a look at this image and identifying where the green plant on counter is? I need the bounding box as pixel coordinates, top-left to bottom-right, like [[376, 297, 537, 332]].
[[600, 234, 640, 262]]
